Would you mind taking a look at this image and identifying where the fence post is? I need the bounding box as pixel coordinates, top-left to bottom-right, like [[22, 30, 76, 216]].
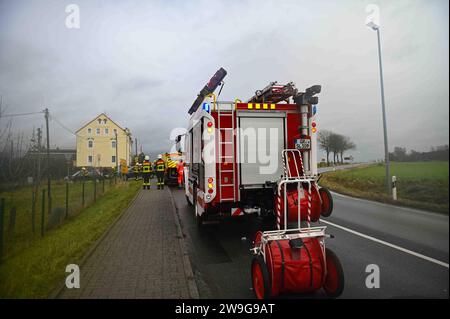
[[0, 198, 4, 264], [41, 189, 46, 237], [65, 181, 69, 219], [31, 189, 36, 235], [82, 180, 85, 207], [94, 179, 97, 202], [102, 178, 105, 193], [392, 175, 397, 201]]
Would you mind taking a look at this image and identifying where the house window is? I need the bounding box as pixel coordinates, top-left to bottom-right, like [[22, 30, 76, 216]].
[[112, 141, 116, 148], [103, 119, 107, 124], [96, 128, 100, 135], [87, 128, 92, 134], [98, 119, 102, 124], [112, 155, 116, 163], [105, 128, 109, 135], [113, 128, 117, 135], [88, 140, 93, 148], [88, 155, 93, 163]]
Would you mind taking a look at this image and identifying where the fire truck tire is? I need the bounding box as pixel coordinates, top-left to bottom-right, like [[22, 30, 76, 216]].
[[319, 187, 333, 217], [323, 248, 344, 298], [251, 255, 271, 300]]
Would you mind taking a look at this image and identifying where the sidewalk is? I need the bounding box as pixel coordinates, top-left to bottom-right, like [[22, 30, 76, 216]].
[[58, 188, 198, 299]]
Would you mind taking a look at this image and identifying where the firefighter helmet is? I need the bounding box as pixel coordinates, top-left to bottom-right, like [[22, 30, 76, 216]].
[[144, 155, 150, 161], [158, 154, 162, 159]]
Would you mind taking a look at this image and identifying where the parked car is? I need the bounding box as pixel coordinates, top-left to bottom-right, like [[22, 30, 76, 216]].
[[65, 168, 106, 181]]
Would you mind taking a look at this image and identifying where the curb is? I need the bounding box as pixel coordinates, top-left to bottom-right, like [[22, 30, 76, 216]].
[[49, 186, 142, 299], [167, 187, 200, 299]]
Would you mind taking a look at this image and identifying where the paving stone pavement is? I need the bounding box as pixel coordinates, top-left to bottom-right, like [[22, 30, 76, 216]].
[[59, 188, 194, 299]]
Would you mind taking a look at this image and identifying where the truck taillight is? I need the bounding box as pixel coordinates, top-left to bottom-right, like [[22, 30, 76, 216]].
[[208, 178, 214, 192], [207, 122, 214, 134]]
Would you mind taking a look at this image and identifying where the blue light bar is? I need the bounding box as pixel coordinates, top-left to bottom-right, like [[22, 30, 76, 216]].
[[202, 102, 211, 113]]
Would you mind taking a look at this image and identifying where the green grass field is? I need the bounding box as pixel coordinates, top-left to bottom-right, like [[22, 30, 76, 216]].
[[0, 179, 140, 298], [320, 162, 449, 213], [0, 179, 115, 261]]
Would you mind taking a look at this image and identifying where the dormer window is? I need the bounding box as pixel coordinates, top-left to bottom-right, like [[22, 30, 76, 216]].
[[98, 119, 102, 124], [103, 119, 107, 124]]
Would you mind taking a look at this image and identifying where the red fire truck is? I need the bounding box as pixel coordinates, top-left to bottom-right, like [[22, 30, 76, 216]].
[[184, 68, 333, 226]]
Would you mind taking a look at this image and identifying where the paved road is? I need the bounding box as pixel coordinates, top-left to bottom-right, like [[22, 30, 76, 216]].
[[170, 187, 449, 299], [59, 189, 196, 299], [318, 163, 371, 174]]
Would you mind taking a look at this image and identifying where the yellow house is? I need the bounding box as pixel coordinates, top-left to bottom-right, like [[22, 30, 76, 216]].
[[76, 113, 133, 168]]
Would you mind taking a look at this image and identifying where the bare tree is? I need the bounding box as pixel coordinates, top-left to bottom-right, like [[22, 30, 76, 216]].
[[319, 130, 356, 165], [318, 130, 333, 166], [339, 136, 356, 163]]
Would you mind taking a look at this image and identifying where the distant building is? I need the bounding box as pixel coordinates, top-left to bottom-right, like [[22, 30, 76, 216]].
[[76, 113, 132, 168]]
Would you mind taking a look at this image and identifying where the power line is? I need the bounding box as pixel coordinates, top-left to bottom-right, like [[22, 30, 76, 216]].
[[0, 111, 44, 118], [50, 114, 76, 135]]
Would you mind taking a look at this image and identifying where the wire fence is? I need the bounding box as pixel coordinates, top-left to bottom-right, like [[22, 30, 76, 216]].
[[0, 176, 124, 264]]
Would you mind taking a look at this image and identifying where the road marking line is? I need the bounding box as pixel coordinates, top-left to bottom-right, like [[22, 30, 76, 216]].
[[320, 219, 449, 269], [330, 191, 448, 217]]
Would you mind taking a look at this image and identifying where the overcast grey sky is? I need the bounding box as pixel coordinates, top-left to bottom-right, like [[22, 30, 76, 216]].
[[0, 0, 448, 161]]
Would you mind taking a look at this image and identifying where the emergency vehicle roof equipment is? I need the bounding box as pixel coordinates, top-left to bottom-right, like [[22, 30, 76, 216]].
[[247, 81, 298, 104], [188, 67, 228, 115], [246, 82, 321, 105]]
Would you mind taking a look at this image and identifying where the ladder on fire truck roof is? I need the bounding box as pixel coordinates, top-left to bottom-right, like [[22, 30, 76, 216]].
[[216, 102, 237, 202]]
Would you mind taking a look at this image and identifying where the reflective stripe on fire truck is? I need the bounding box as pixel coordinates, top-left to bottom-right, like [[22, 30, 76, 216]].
[[231, 208, 244, 217]]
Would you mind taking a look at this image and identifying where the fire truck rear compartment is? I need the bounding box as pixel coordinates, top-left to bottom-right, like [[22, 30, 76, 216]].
[[238, 114, 286, 186]]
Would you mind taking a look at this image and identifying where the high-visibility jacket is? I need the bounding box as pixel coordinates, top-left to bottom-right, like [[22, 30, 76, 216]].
[[155, 159, 166, 172], [133, 165, 139, 173], [177, 162, 184, 175], [142, 161, 151, 173]]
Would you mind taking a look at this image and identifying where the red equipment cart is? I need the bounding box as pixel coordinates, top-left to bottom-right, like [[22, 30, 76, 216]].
[[251, 149, 344, 299]]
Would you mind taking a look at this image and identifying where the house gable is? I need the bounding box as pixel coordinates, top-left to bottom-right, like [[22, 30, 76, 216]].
[[76, 113, 126, 134]]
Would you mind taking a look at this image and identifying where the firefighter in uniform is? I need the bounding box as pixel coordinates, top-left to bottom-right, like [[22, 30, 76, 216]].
[[133, 162, 140, 180], [155, 154, 166, 190], [142, 156, 151, 189], [177, 159, 185, 189]]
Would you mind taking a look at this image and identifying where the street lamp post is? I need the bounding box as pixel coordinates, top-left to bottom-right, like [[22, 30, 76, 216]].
[[367, 16, 391, 195]]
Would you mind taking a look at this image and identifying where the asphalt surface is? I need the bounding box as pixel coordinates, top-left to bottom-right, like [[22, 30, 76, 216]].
[[170, 184, 449, 299]]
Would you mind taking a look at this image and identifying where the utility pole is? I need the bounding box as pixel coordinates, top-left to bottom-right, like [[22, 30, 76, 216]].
[[37, 128, 42, 186], [44, 108, 51, 215]]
